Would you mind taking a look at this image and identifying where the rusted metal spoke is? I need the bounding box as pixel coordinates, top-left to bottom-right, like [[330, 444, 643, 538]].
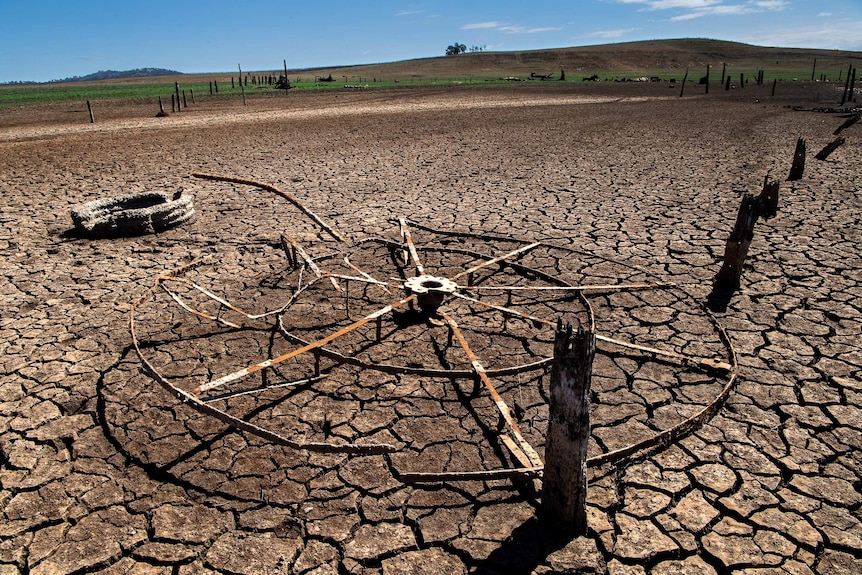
[[449, 242, 542, 282], [398, 217, 425, 276], [130, 261, 394, 456], [465, 282, 669, 292], [398, 465, 543, 483], [451, 291, 555, 327], [199, 375, 327, 403], [344, 256, 392, 295], [158, 282, 242, 329], [159, 275, 317, 324], [192, 173, 345, 242], [192, 294, 416, 395], [440, 312, 543, 469], [284, 235, 342, 292], [595, 335, 732, 372]]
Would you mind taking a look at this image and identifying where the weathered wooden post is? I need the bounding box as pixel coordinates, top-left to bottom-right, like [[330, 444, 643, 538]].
[[720, 62, 726, 86], [740, 72, 745, 88], [834, 114, 860, 135], [174, 82, 181, 111], [705, 64, 710, 94], [86, 100, 95, 123], [710, 194, 759, 297], [759, 174, 779, 219], [841, 65, 852, 105], [709, 175, 779, 305], [209, 81, 213, 95], [788, 137, 806, 181], [214, 80, 219, 93], [811, 58, 817, 82], [190, 89, 195, 104], [541, 320, 594, 536], [725, 76, 731, 91], [182, 90, 187, 108], [679, 68, 689, 97], [171, 94, 176, 113], [815, 137, 845, 160], [849, 68, 857, 103], [238, 64, 247, 105], [157, 96, 166, 116], [771, 78, 777, 97]]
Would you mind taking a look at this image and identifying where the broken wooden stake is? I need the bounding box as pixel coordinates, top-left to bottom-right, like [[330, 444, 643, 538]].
[[541, 320, 594, 536], [711, 194, 758, 296], [788, 137, 806, 181], [758, 174, 779, 220], [815, 137, 846, 161], [834, 114, 859, 135]]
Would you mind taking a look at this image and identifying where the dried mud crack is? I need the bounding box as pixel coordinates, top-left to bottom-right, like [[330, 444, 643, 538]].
[[1, 84, 860, 574]]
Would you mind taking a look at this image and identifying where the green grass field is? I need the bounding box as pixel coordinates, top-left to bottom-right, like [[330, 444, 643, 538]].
[[2, 38, 857, 108]]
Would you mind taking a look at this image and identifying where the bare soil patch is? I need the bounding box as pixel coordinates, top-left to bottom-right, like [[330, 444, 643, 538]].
[[1, 82, 860, 574]]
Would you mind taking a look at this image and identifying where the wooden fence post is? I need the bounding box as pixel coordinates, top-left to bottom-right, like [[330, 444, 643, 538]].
[[174, 82, 181, 111], [238, 64, 246, 105], [86, 100, 94, 123], [841, 65, 852, 105], [214, 80, 219, 93], [771, 78, 777, 97], [679, 68, 688, 97], [171, 94, 176, 113], [182, 90, 187, 108], [725, 76, 731, 91], [209, 81, 213, 95], [157, 96, 166, 117], [740, 73, 745, 88], [541, 321, 594, 536], [720, 62, 726, 86], [190, 89, 195, 104], [705, 64, 710, 94], [788, 137, 806, 181]]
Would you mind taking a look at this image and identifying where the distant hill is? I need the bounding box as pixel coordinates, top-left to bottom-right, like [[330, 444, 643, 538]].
[[57, 68, 183, 82], [292, 38, 860, 82]]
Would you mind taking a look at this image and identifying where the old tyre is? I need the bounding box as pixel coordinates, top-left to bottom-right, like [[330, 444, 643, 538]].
[[71, 190, 195, 238]]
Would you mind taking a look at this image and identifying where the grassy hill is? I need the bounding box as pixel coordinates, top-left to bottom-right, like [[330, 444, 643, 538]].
[[291, 38, 860, 83]]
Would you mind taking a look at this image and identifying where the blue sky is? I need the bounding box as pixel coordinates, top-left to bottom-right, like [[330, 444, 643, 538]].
[[1, 1, 860, 82]]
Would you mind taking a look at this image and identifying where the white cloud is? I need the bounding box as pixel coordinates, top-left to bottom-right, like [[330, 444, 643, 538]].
[[461, 22, 501, 30], [613, 0, 788, 19], [396, 10, 427, 16], [462, 22, 560, 34], [586, 28, 641, 38], [498, 25, 562, 34]]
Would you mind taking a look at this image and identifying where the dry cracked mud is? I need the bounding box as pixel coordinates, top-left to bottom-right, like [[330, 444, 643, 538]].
[[1, 83, 860, 574]]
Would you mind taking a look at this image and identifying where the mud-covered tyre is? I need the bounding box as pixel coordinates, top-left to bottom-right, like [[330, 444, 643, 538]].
[[71, 190, 195, 238]]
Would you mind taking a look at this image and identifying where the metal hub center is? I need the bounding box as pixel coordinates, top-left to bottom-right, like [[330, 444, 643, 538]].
[[403, 275, 458, 312]]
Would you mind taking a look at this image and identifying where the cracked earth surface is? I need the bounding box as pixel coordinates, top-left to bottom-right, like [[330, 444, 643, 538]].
[[1, 84, 860, 574]]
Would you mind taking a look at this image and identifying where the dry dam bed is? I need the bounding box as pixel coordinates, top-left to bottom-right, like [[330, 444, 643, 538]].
[[1, 85, 860, 574]]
